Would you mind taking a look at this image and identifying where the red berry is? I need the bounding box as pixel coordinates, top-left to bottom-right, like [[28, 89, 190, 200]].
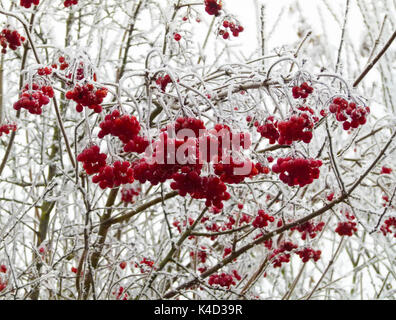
[[174, 33, 182, 41]]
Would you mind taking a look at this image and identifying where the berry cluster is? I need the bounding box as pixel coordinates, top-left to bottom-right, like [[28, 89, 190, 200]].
[[54, 56, 69, 71], [255, 162, 270, 174], [133, 118, 255, 209], [214, 156, 258, 184], [0, 123, 17, 137], [13, 83, 54, 115], [381, 166, 392, 174], [20, 0, 39, 9], [326, 192, 335, 201], [208, 272, 239, 289], [37, 67, 52, 76], [296, 247, 321, 263], [292, 82, 314, 99], [113, 286, 128, 300], [277, 113, 313, 145], [219, 20, 244, 39], [329, 97, 370, 131], [171, 173, 230, 209], [272, 157, 322, 187], [132, 158, 178, 185], [98, 110, 141, 143], [92, 161, 134, 189], [204, 0, 222, 17], [120, 186, 140, 203], [124, 135, 149, 154], [255, 117, 279, 144], [335, 212, 357, 236], [76, 145, 107, 175], [136, 257, 155, 273], [163, 117, 206, 138], [252, 209, 275, 228], [269, 241, 298, 268], [64, 0, 78, 7], [1, 28, 25, 54], [190, 247, 208, 264], [65, 83, 108, 113], [291, 221, 325, 240], [0, 279, 6, 292], [156, 74, 172, 92], [380, 217, 396, 237]]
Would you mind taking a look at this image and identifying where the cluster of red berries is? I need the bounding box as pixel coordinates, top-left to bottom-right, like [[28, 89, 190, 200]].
[[211, 124, 251, 157], [1, 28, 25, 54], [124, 135, 149, 154], [252, 209, 275, 228], [272, 157, 322, 187], [171, 173, 231, 209], [219, 20, 244, 39], [190, 247, 208, 264], [37, 67, 52, 76], [120, 186, 140, 203], [98, 110, 140, 143], [204, 0, 222, 16], [208, 271, 241, 288], [98, 110, 148, 153], [255, 162, 270, 174], [277, 113, 313, 145], [13, 83, 54, 115], [296, 247, 321, 263], [1, 265, 8, 292], [173, 217, 195, 234], [136, 258, 155, 273], [92, 161, 134, 189], [52, 56, 69, 71], [213, 156, 258, 184], [66, 83, 108, 113], [329, 97, 370, 131], [113, 286, 128, 300], [76, 145, 107, 175], [0, 279, 6, 292], [326, 192, 335, 201], [20, 0, 39, 9], [133, 118, 256, 209], [335, 212, 357, 236], [0, 123, 17, 137], [132, 158, 179, 185], [156, 74, 172, 92], [291, 221, 325, 240], [255, 117, 279, 144], [269, 241, 298, 268], [381, 166, 392, 174], [163, 116, 206, 138], [382, 195, 390, 207], [380, 217, 396, 237], [292, 82, 314, 99], [64, 0, 78, 7]]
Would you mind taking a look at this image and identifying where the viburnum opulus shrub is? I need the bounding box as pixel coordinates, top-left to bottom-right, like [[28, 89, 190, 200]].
[[0, 0, 395, 300]]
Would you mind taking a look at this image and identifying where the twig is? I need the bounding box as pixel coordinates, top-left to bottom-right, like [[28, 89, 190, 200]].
[[353, 29, 396, 87]]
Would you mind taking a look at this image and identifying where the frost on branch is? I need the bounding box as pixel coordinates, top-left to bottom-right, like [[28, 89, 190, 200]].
[[0, 0, 395, 301]]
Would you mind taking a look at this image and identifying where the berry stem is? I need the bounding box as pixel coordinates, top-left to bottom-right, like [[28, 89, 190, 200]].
[[306, 236, 345, 300]]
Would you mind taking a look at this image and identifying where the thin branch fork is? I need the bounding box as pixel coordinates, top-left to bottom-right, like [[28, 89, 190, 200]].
[[353, 28, 396, 88]]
